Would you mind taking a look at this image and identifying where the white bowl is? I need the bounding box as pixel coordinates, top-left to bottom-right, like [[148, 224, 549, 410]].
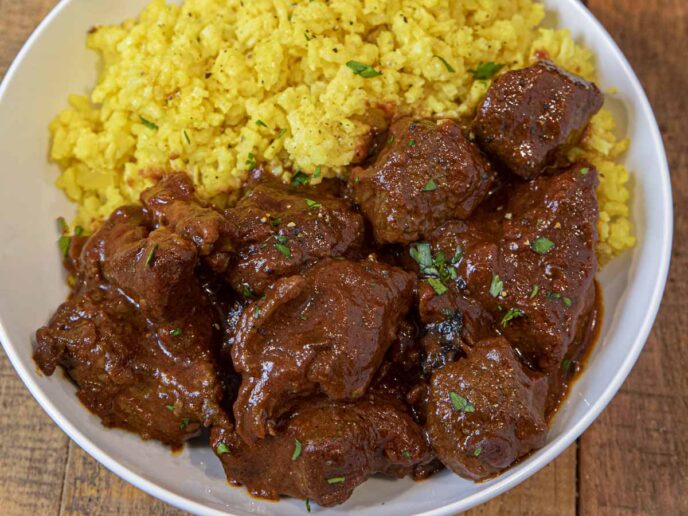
[[0, 0, 673, 514]]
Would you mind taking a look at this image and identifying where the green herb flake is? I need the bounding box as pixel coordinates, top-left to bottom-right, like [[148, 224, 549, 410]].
[[270, 217, 282, 228], [58, 235, 71, 258], [74, 225, 84, 236], [313, 166, 322, 179], [292, 439, 302, 461], [305, 199, 321, 209], [451, 246, 463, 265], [165, 404, 175, 412], [530, 284, 540, 299], [346, 60, 382, 78], [422, 178, 437, 192], [246, 152, 257, 170], [179, 417, 190, 430], [433, 55, 456, 73], [409, 243, 437, 276], [531, 237, 555, 255], [170, 328, 182, 337], [469, 61, 505, 80], [57, 217, 68, 234], [145, 243, 159, 267], [449, 391, 475, 413], [501, 307, 525, 327], [242, 285, 253, 299], [563, 296, 573, 307], [275, 243, 292, 258], [402, 450, 412, 460], [275, 128, 288, 141], [139, 116, 159, 130], [183, 129, 191, 144], [427, 278, 448, 296], [562, 358, 574, 372], [474, 447, 482, 457], [305, 498, 311, 513], [387, 135, 395, 145], [256, 119, 268, 128], [489, 273, 504, 298], [275, 234, 289, 244], [408, 139, 416, 147], [216, 442, 230, 455], [291, 171, 310, 187], [580, 167, 590, 175], [253, 306, 261, 318], [327, 476, 346, 485]]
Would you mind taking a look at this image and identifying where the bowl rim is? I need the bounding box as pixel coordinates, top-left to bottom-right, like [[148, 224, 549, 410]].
[[0, 0, 673, 514]]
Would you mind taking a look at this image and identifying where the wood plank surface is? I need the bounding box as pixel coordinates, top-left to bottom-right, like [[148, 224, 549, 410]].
[[0, 0, 685, 515]]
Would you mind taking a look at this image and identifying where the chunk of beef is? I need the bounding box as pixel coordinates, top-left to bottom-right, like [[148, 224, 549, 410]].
[[34, 208, 225, 446], [426, 338, 547, 480], [141, 172, 238, 272], [426, 163, 598, 383], [231, 258, 415, 441], [225, 175, 365, 295], [350, 117, 495, 244], [474, 60, 603, 179], [211, 395, 432, 507]]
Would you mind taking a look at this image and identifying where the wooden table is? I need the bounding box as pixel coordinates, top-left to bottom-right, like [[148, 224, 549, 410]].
[[0, 0, 685, 514]]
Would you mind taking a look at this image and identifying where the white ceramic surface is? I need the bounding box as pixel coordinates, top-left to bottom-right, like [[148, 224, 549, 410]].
[[0, 0, 672, 514]]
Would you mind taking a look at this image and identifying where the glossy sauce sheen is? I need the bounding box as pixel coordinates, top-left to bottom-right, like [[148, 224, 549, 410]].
[[34, 61, 606, 507]]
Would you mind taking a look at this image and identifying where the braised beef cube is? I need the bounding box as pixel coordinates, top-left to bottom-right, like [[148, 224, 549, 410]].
[[426, 338, 547, 480], [34, 287, 224, 446], [225, 176, 365, 295], [350, 117, 495, 244], [231, 258, 415, 441], [211, 396, 432, 507], [141, 172, 237, 272], [474, 61, 603, 179], [427, 163, 599, 381]]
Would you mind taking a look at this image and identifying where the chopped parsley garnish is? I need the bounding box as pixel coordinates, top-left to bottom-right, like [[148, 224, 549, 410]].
[[426, 278, 448, 296], [422, 179, 437, 192], [256, 119, 268, 128], [546, 290, 562, 300], [291, 170, 310, 187], [253, 305, 261, 318], [449, 392, 475, 413], [292, 439, 302, 461], [313, 166, 322, 179], [275, 128, 287, 140], [216, 442, 230, 455], [408, 139, 416, 147], [489, 273, 504, 298], [563, 296, 573, 307], [305, 199, 321, 209], [275, 243, 292, 258], [275, 234, 289, 244], [57, 217, 68, 234], [402, 450, 412, 460], [451, 246, 463, 265], [530, 284, 540, 299], [270, 217, 282, 227], [531, 237, 555, 255], [562, 358, 574, 372], [165, 404, 175, 412], [179, 418, 190, 430], [74, 225, 84, 236], [474, 447, 482, 457], [433, 55, 456, 73], [145, 243, 159, 267], [183, 129, 191, 144], [58, 235, 71, 258], [346, 60, 382, 78], [469, 61, 504, 80], [242, 285, 252, 299], [580, 167, 590, 175], [305, 498, 311, 513], [170, 328, 182, 337], [410, 243, 437, 276], [387, 135, 395, 145], [501, 307, 525, 327], [139, 116, 159, 130], [327, 477, 346, 485], [246, 152, 257, 170]]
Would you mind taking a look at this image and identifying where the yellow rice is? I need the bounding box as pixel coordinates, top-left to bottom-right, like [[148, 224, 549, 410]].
[[49, 0, 635, 260]]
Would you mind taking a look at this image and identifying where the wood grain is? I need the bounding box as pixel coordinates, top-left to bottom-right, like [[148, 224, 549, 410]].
[[0, 0, 685, 515]]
